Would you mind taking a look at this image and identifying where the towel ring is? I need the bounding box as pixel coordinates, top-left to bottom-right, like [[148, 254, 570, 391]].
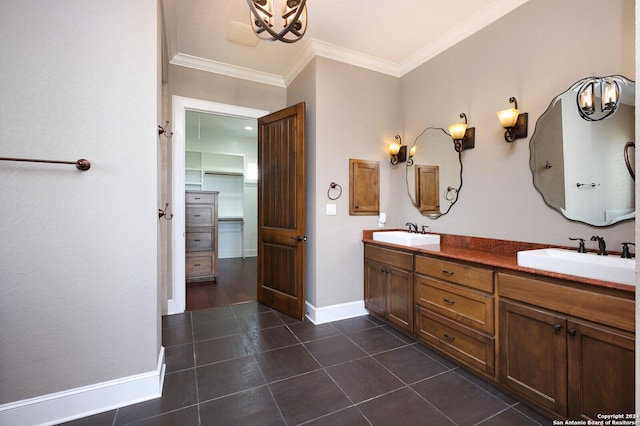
[[327, 182, 342, 200]]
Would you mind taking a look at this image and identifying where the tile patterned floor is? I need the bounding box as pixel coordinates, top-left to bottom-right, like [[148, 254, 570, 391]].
[[62, 302, 553, 426]]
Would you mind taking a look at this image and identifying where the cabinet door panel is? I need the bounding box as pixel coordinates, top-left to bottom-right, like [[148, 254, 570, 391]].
[[567, 320, 635, 420], [364, 259, 386, 316], [387, 267, 413, 332], [499, 300, 567, 416]]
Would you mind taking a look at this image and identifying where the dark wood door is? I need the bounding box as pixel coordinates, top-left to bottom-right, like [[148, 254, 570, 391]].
[[257, 103, 306, 320], [567, 319, 635, 420], [499, 300, 568, 416]]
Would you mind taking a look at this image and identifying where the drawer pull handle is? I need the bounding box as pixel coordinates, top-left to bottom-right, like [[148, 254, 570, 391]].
[[194, 214, 201, 217], [443, 297, 455, 305], [194, 239, 201, 242], [443, 333, 456, 341], [442, 270, 454, 276], [194, 197, 201, 200], [194, 263, 201, 266]]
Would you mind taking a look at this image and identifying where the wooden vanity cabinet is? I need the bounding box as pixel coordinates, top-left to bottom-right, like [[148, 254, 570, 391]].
[[498, 272, 635, 419], [364, 244, 414, 332], [414, 255, 496, 377]]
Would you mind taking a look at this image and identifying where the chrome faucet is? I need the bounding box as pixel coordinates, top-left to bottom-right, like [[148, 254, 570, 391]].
[[590, 235, 607, 256], [405, 222, 418, 233]]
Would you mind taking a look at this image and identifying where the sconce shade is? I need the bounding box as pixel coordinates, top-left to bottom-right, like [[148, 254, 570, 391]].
[[409, 145, 417, 157], [497, 108, 520, 128], [389, 142, 401, 156], [497, 97, 528, 143], [449, 112, 475, 152], [448, 122, 467, 141]]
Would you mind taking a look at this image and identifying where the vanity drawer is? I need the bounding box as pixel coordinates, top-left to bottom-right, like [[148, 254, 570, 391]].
[[415, 255, 494, 293], [365, 244, 413, 271], [186, 191, 217, 204], [186, 251, 215, 279], [186, 228, 214, 251], [186, 206, 214, 227], [416, 276, 494, 334], [497, 272, 635, 332], [416, 307, 495, 376]]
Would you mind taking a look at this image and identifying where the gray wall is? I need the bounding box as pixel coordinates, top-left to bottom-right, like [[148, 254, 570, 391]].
[[0, 0, 160, 403], [395, 0, 634, 249]]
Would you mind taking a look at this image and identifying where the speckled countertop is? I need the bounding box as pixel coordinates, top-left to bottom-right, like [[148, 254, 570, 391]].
[[362, 229, 635, 294]]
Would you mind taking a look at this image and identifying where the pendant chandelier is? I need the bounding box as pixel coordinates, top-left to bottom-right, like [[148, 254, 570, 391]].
[[247, 0, 307, 43], [576, 76, 622, 122]]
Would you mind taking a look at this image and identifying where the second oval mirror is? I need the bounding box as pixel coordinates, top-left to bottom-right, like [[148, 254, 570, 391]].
[[406, 127, 462, 218]]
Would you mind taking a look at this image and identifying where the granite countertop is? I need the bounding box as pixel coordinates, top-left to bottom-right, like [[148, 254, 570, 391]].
[[362, 229, 635, 294]]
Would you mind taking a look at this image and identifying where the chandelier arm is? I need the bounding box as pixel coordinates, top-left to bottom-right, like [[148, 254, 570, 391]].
[[247, 0, 307, 42]]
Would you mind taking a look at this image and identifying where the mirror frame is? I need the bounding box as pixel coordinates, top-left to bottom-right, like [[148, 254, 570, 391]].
[[405, 127, 463, 219]]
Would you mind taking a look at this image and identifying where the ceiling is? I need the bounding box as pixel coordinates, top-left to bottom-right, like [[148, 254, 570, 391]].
[[161, 0, 530, 88]]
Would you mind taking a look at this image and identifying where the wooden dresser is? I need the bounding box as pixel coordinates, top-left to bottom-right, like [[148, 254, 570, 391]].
[[185, 190, 218, 283]]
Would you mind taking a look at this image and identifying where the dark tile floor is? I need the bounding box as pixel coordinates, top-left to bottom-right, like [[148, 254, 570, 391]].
[[62, 302, 553, 426]]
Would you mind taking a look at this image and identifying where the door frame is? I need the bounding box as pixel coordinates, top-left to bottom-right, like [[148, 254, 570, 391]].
[[168, 96, 268, 314]]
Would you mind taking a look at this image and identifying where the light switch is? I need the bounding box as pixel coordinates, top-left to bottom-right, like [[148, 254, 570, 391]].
[[326, 203, 337, 215]]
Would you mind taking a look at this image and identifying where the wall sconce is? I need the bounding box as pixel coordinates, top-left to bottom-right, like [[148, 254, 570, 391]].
[[448, 113, 475, 152], [389, 135, 415, 165], [497, 97, 528, 143], [576, 76, 621, 121]]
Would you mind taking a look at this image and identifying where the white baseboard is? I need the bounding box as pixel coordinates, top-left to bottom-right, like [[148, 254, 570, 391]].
[[0, 347, 166, 426], [305, 300, 369, 324]]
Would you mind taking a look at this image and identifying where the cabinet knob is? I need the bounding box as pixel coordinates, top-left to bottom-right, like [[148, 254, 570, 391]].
[[552, 324, 562, 331], [568, 329, 576, 336]]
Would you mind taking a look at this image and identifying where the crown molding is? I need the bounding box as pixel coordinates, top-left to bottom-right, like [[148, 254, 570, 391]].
[[168, 0, 530, 88], [399, 0, 530, 75], [170, 53, 287, 88]]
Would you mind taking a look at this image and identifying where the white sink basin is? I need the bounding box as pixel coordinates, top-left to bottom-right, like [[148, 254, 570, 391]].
[[373, 231, 440, 246], [517, 248, 635, 285]]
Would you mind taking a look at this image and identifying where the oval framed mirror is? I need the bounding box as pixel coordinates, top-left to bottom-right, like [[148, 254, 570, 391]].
[[406, 127, 462, 218], [530, 75, 635, 226]]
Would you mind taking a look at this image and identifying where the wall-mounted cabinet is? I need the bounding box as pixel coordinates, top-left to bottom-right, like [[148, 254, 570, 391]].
[[349, 159, 379, 215]]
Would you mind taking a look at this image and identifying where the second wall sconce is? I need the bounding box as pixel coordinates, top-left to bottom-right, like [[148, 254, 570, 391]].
[[497, 97, 528, 142], [389, 135, 416, 166], [448, 113, 475, 152]]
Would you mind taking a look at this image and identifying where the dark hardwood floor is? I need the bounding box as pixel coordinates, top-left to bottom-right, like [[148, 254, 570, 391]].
[[186, 257, 257, 311]]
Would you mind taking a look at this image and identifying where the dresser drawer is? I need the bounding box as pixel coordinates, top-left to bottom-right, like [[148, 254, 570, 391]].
[[186, 251, 215, 279], [416, 276, 494, 334], [186, 206, 214, 227], [186, 228, 214, 251], [186, 191, 218, 204], [416, 307, 495, 376], [365, 244, 413, 271], [415, 255, 494, 292]]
